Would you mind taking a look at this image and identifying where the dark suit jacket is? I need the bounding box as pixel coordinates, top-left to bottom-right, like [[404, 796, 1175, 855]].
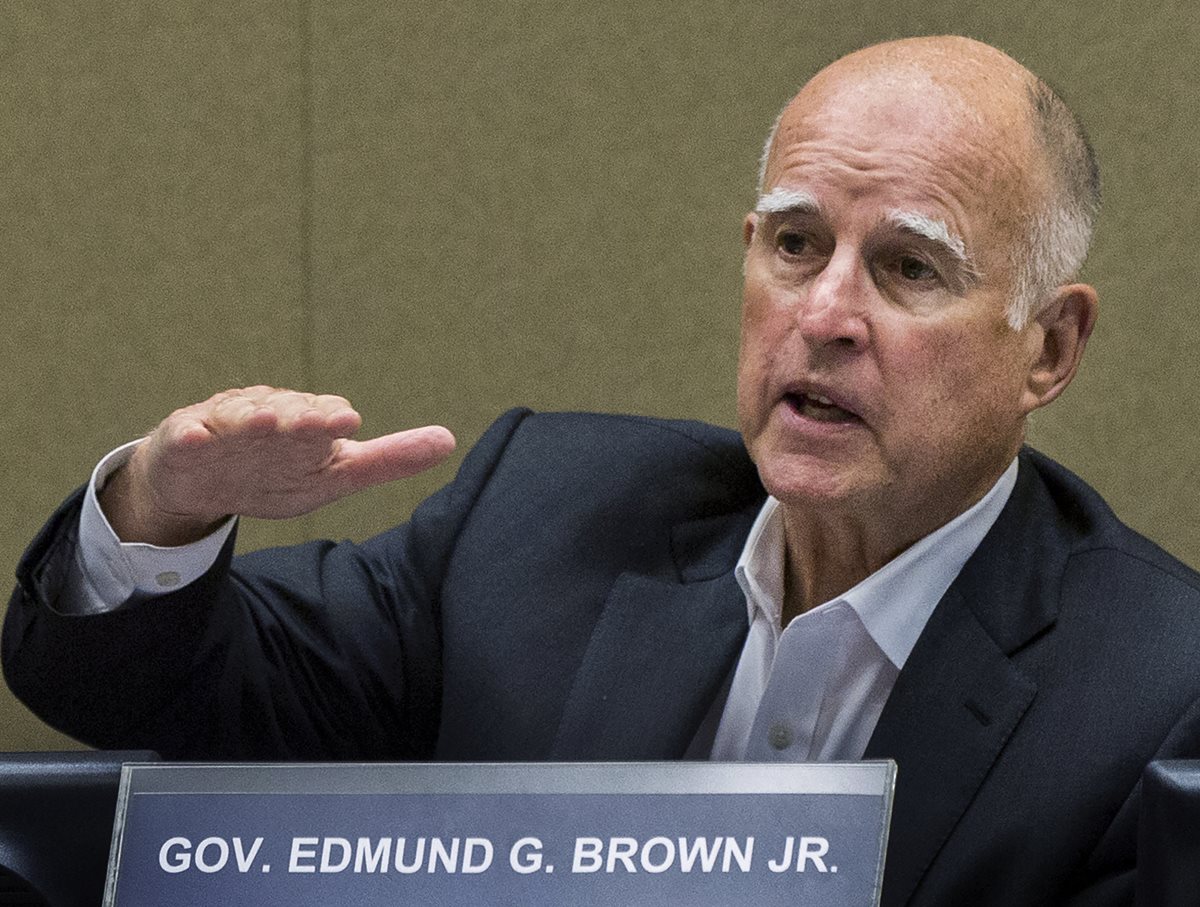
[[6, 409, 1200, 906]]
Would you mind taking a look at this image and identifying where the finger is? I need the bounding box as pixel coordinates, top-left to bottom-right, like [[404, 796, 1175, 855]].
[[310, 394, 362, 437], [222, 390, 324, 437], [206, 395, 278, 437], [160, 411, 217, 450], [310, 393, 354, 417], [330, 426, 457, 493], [267, 391, 323, 428], [251, 389, 353, 436], [281, 401, 361, 438]]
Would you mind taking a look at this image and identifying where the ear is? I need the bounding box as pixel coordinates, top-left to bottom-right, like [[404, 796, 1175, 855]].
[[743, 212, 758, 247], [1021, 283, 1099, 413]]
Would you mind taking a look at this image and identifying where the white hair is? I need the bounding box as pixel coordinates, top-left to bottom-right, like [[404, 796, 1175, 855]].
[[1007, 202, 1094, 329], [1007, 79, 1101, 328], [756, 109, 784, 198]]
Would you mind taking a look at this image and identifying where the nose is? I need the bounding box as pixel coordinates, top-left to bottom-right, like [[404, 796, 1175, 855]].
[[795, 250, 870, 351]]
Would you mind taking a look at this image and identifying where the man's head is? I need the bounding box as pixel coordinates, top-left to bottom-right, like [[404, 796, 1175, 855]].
[[754, 42, 1100, 330], [737, 36, 1099, 544]]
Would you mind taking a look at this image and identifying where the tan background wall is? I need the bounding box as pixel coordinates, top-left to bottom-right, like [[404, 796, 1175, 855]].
[[2, 0, 1197, 749]]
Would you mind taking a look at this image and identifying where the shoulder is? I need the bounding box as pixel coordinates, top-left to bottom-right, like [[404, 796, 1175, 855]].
[[1019, 447, 1200, 598], [463, 408, 763, 511], [476, 408, 751, 462], [438, 410, 765, 570], [999, 451, 1200, 769], [1015, 449, 1200, 697], [960, 448, 1200, 665]]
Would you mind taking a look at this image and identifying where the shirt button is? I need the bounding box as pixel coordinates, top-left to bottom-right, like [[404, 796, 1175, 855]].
[[768, 721, 793, 751], [155, 571, 182, 588]]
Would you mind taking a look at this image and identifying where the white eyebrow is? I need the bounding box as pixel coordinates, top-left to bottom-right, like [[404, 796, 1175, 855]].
[[755, 187, 820, 215], [886, 210, 967, 261]]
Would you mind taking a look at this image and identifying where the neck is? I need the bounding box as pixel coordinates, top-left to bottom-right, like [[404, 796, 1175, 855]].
[[777, 461, 1013, 624], [780, 510, 896, 624]]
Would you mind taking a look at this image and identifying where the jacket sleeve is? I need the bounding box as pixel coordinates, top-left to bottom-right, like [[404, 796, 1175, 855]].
[[1, 408, 533, 760]]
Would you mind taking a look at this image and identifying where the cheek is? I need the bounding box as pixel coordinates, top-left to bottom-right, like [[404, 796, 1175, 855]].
[[736, 285, 784, 429], [892, 325, 1029, 439], [738, 279, 794, 360], [735, 325, 766, 430]]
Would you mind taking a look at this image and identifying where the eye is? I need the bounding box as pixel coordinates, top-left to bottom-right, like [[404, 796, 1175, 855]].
[[898, 256, 937, 282], [776, 230, 807, 256]]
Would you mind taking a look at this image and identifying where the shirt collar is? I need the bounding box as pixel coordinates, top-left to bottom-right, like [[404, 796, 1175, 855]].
[[735, 458, 1019, 669], [734, 495, 787, 627]]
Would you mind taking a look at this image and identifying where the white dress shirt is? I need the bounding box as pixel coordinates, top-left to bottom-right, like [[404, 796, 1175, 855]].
[[709, 460, 1018, 761], [66, 441, 1016, 764]]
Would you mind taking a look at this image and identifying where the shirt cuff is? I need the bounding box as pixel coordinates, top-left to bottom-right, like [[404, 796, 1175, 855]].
[[67, 440, 237, 613]]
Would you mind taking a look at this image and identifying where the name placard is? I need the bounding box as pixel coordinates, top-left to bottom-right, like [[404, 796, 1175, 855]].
[[105, 761, 895, 906]]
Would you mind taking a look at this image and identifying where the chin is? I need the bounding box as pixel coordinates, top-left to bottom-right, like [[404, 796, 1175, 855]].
[[752, 450, 879, 511]]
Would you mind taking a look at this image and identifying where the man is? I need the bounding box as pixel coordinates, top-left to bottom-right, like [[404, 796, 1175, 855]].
[[5, 36, 1200, 906]]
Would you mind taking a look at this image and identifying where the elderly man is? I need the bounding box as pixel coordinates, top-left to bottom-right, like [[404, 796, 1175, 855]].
[[6, 36, 1199, 906]]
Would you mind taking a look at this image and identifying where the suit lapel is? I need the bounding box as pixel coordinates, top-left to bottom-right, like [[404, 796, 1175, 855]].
[[866, 452, 1071, 906], [550, 507, 757, 759], [865, 586, 1037, 907]]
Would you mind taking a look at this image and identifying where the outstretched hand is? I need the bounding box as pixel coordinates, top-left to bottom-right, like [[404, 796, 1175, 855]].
[[100, 386, 457, 546]]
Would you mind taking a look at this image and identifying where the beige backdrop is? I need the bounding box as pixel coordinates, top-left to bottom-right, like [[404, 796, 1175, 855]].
[[2, 0, 1198, 749]]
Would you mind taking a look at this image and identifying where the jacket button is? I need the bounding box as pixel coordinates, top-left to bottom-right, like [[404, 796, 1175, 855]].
[[768, 721, 793, 751]]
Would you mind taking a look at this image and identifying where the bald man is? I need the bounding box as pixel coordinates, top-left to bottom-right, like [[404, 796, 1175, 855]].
[[6, 37, 1199, 906]]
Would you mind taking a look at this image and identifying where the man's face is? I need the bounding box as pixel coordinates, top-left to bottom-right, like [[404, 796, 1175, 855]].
[[737, 71, 1045, 528]]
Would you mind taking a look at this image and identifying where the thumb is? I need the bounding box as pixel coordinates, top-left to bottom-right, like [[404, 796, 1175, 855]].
[[331, 425, 457, 494]]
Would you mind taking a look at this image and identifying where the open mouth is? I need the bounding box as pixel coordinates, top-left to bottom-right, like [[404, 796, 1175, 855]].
[[784, 392, 862, 424]]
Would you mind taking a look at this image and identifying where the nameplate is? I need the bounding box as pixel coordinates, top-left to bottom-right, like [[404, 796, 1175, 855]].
[[104, 761, 895, 906]]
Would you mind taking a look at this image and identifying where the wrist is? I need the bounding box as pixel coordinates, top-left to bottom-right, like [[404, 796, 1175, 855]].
[[98, 456, 224, 547]]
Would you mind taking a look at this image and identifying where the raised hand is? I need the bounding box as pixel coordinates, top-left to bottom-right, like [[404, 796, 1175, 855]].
[[99, 386, 456, 546]]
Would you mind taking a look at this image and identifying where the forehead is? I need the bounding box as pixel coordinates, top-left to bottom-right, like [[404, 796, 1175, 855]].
[[763, 70, 1038, 247]]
